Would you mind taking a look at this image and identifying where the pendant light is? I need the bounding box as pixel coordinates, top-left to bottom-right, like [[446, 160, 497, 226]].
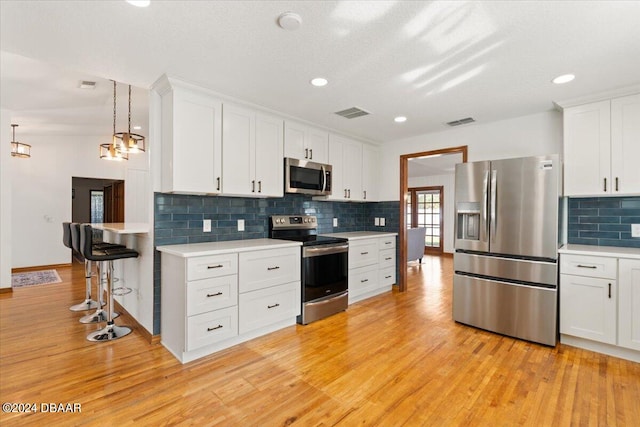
[[10, 124, 31, 158], [114, 84, 145, 153], [100, 80, 128, 161]]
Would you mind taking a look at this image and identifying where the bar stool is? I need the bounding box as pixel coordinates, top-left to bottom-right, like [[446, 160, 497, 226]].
[[81, 224, 138, 342], [63, 222, 100, 312]]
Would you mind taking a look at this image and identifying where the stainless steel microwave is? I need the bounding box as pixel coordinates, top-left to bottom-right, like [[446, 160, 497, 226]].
[[285, 158, 332, 196]]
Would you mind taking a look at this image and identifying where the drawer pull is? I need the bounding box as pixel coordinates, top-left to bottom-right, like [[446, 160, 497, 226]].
[[207, 264, 224, 269], [385, 275, 392, 279], [207, 325, 223, 332], [576, 264, 597, 269], [608, 283, 611, 299], [361, 279, 369, 283], [361, 252, 369, 255], [385, 242, 392, 245], [206, 292, 223, 298], [385, 257, 392, 261], [267, 303, 280, 309], [267, 266, 280, 271]]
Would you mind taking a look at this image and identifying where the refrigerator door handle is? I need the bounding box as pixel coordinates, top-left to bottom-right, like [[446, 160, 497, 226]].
[[482, 170, 490, 241], [490, 169, 497, 242]]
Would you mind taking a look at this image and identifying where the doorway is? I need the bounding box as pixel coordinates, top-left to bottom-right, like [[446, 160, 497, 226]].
[[398, 146, 467, 292], [72, 177, 125, 224], [407, 186, 444, 254]]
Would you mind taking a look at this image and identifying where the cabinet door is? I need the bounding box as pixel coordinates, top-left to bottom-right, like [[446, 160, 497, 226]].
[[619, 259, 640, 351], [254, 113, 284, 197], [163, 89, 222, 194], [560, 274, 616, 344], [239, 282, 301, 334], [239, 247, 300, 293], [348, 239, 379, 269], [362, 145, 378, 201], [611, 93, 640, 195], [306, 127, 329, 163], [343, 139, 363, 201], [326, 135, 346, 200], [222, 104, 255, 196], [563, 100, 611, 196], [284, 121, 306, 160]]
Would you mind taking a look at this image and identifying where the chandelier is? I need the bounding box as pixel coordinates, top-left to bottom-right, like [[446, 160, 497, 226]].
[[10, 124, 31, 158], [100, 80, 128, 161]]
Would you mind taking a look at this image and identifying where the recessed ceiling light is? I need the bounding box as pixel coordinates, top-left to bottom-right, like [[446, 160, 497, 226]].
[[277, 12, 302, 30], [127, 0, 150, 7], [552, 74, 575, 84], [310, 78, 328, 87], [394, 116, 407, 123]]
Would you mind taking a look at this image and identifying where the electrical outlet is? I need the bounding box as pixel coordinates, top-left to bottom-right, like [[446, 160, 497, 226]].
[[237, 219, 245, 231], [203, 219, 211, 232], [632, 224, 640, 238], [374, 217, 380, 226], [333, 218, 338, 227], [380, 218, 386, 227]]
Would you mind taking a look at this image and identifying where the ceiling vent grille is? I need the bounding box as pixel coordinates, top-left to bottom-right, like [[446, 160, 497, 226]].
[[446, 117, 475, 126], [335, 107, 370, 119], [79, 80, 97, 89]]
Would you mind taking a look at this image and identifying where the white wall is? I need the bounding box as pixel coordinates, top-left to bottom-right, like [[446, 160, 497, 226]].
[[408, 173, 455, 254], [0, 109, 12, 289], [11, 134, 126, 268], [379, 110, 563, 201]]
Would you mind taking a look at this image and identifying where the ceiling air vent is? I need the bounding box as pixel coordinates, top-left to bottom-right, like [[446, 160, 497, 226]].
[[79, 80, 97, 89], [335, 107, 370, 119], [446, 117, 475, 127]]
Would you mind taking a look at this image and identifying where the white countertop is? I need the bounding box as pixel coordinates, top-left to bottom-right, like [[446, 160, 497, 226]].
[[156, 238, 301, 258], [321, 231, 398, 241], [559, 244, 640, 260], [93, 222, 150, 234]]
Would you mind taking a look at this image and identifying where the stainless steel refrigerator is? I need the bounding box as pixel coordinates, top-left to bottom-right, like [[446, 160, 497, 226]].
[[453, 154, 561, 346]]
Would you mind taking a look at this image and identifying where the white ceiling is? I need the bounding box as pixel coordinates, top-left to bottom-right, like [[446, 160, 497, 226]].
[[1, 1, 639, 143]]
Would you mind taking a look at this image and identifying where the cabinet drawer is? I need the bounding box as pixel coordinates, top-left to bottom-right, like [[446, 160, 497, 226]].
[[379, 248, 396, 269], [349, 240, 379, 269], [561, 254, 617, 279], [378, 236, 396, 250], [239, 247, 300, 293], [187, 275, 238, 316], [379, 267, 396, 287], [238, 281, 301, 334], [349, 265, 379, 299], [187, 253, 238, 281], [186, 306, 238, 351]]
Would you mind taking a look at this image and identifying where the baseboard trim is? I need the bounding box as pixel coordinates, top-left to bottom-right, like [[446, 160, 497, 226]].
[[0, 287, 13, 294], [12, 263, 72, 273], [113, 300, 161, 345]]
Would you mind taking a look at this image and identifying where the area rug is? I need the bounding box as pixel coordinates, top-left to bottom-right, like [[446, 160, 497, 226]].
[[11, 270, 62, 287]]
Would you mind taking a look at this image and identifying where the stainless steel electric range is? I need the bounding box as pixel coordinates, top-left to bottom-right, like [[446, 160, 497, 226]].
[[269, 215, 348, 324]]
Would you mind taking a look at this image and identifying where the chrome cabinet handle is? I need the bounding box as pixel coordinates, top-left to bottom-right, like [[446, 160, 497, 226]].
[[216, 177, 221, 191], [267, 266, 280, 271], [267, 303, 280, 309], [206, 292, 223, 297], [258, 181, 262, 193], [576, 264, 597, 269], [207, 325, 223, 331], [207, 264, 224, 269]]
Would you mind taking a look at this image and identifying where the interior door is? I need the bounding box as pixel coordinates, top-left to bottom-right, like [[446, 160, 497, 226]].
[[490, 155, 559, 259]]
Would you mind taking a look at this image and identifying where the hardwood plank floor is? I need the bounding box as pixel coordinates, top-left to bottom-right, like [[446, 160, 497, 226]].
[[1, 257, 638, 426]]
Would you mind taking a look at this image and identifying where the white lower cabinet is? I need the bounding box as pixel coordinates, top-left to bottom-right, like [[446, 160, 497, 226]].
[[348, 235, 396, 304], [559, 252, 640, 362], [159, 243, 301, 363]]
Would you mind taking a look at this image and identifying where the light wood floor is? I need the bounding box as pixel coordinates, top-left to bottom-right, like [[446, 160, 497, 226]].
[[1, 257, 638, 426]]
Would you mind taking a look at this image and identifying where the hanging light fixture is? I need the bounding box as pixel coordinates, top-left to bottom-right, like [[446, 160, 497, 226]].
[[10, 124, 31, 158], [100, 80, 128, 161], [114, 84, 145, 153]]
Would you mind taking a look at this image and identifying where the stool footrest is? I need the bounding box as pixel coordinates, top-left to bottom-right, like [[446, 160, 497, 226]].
[[112, 287, 132, 296]]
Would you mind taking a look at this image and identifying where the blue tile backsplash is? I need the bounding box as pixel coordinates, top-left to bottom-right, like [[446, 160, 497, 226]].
[[152, 193, 400, 334], [568, 196, 640, 249]]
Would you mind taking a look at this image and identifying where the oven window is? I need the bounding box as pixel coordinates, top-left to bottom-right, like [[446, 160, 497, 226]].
[[290, 166, 323, 190], [302, 252, 348, 302]]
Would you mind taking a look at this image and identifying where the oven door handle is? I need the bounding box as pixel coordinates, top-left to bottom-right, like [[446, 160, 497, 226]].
[[303, 243, 349, 258]]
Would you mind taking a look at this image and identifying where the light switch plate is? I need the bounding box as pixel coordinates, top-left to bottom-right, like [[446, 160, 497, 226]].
[[632, 224, 640, 238], [333, 218, 338, 227], [380, 218, 386, 227], [203, 219, 211, 232], [237, 219, 245, 231], [374, 217, 380, 226]]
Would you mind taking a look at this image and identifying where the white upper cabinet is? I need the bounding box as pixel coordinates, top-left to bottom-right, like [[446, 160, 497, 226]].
[[156, 78, 223, 194], [362, 145, 379, 202], [222, 104, 283, 197], [284, 121, 329, 164], [564, 93, 640, 196]]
